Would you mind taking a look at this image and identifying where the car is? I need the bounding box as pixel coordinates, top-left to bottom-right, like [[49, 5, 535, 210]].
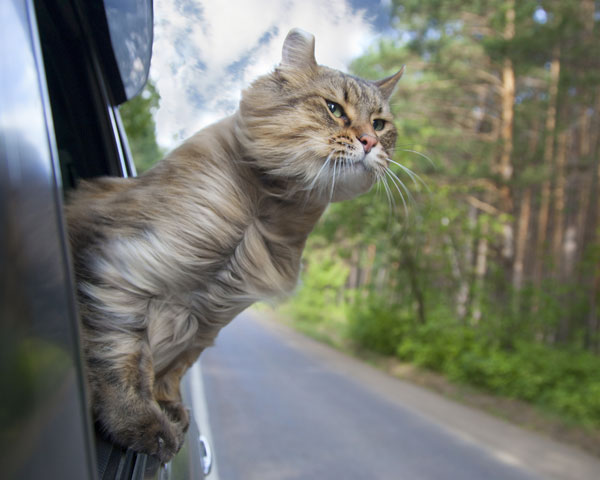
[[0, 0, 212, 478]]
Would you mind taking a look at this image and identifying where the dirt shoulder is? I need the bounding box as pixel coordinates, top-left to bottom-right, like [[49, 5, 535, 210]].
[[370, 353, 600, 459]]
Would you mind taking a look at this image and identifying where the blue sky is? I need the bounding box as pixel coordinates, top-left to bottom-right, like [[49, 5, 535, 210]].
[[150, 0, 393, 148]]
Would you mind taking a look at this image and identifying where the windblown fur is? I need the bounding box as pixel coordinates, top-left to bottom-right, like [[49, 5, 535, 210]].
[[66, 29, 403, 462]]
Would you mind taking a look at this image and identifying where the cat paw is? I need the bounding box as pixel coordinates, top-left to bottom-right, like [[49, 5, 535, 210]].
[[144, 417, 181, 464], [105, 412, 181, 464], [159, 400, 190, 433]]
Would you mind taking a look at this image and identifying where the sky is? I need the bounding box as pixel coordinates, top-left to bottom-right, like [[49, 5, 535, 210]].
[[150, 0, 393, 148]]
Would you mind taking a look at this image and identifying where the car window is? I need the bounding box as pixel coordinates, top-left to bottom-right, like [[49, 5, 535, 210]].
[[102, 0, 153, 101], [35, 0, 127, 192]]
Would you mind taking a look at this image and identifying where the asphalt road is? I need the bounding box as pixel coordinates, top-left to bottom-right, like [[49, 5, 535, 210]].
[[199, 311, 600, 480]]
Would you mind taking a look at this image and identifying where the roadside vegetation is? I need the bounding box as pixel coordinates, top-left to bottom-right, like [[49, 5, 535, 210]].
[[119, 81, 164, 173]]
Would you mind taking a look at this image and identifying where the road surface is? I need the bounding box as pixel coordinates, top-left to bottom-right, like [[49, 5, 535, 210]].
[[196, 311, 600, 480]]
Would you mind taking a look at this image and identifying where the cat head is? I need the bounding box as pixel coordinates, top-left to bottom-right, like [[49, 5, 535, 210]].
[[236, 28, 404, 203]]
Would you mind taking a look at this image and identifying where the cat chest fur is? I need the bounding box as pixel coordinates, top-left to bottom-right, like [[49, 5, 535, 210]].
[[131, 206, 311, 373], [71, 126, 324, 375]]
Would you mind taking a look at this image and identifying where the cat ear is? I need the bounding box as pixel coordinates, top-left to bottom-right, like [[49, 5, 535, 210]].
[[281, 28, 317, 70], [374, 66, 406, 100]]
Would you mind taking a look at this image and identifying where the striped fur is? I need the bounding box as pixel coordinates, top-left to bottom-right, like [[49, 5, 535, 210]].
[[66, 28, 402, 462]]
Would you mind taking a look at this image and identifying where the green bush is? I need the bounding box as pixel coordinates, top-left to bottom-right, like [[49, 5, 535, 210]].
[[281, 247, 349, 325], [396, 321, 477, 373], [346, 299, 600, 427], [395, 325, 600, 427], [347, 296, 410, 355]]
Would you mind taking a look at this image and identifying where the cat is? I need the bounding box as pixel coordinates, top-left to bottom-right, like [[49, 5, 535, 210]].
[[65, 28, 403, 462]]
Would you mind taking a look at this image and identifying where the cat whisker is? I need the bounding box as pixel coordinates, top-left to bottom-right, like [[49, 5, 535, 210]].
[[393, 142, 423, 149], [329, 158, 338, 204], [344, 155, 352, 180], [387, 158, 429, 193], [380, 174, 397, 227], [374, 166, 390, 200], [393, 148, 437, 169], [309, 153, 333, 191], [302, 153, 333, 208], [387, 167, 416, 207], [384, 169, 409, 219]]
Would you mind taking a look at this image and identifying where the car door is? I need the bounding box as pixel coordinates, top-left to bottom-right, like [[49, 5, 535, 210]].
[[1, 1, 210, 478]]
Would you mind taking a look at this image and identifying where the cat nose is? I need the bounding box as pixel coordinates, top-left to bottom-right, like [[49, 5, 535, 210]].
[[358, 134, 378, 154]]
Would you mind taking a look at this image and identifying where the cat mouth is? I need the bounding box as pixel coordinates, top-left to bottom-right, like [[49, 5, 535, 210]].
[[330, 153, 372, 171], [304, 153, 377, 203], [325, 158, 372, 182], [342, 158, 368, 171], [331, 155, 380, 183]]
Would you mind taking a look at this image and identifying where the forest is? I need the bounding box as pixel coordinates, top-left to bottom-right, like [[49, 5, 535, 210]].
[[122, 0, 600, 429], [281, 0, 600, 429]]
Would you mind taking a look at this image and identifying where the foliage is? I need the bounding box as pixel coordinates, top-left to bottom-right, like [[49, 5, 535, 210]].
[[119, 81, 164, 173], [396, 323, 600, 427], [279, 245, 350, 326], [347, 295, 412, 356]]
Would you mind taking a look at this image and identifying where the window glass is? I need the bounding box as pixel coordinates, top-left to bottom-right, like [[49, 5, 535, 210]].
[[103, 0, 153, 100]]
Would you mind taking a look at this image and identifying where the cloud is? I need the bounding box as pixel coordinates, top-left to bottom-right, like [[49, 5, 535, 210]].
[[151, 0, 384, 148]]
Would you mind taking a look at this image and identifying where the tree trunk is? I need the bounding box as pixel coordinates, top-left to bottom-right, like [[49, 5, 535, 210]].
[[498, 0, 515, 265], [551, 131, 568, 274], [582, 0, 595, 32], [348, 248, 359, 290], [513, 113, 542, 291], [362, 243, 377, 287], [588, 168, 600, 352], [587, 268, 600, 352], [587, 97, 600, 351], [574, 0, 596, 270], [402, 252, 426, 325], [513, 188, 532, 290], [472, 219, 489, 324], [580, 0, 598, 351], [456, 205, 477, 319], [533, 46, 561, 287], [575, 103, 595, 265]]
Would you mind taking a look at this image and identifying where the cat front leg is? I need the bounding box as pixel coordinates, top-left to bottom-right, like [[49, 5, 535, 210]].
[[153, 346, 204, 437], [86, 335, 182, 463]]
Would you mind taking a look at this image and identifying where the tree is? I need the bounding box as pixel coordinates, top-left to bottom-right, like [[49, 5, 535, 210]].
[[290, 0, 600, 352], [119, 81, 163, 173]]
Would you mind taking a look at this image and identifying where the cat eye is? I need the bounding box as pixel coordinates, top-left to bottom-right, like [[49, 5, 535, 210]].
[[372, 119, 386, 131], [326, 100, 345, 119]]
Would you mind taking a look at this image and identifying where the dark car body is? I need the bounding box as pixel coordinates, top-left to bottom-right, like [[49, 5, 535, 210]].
[[0, 1, 210, 478]]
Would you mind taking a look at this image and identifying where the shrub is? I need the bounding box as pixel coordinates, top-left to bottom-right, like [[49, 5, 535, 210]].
[[396, 326, 600, 426], [281, 247, 349, 325], [347, 296, 411, 355]]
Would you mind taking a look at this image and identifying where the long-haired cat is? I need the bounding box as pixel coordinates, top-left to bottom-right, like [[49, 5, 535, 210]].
[[66, 28, 403, 462]]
